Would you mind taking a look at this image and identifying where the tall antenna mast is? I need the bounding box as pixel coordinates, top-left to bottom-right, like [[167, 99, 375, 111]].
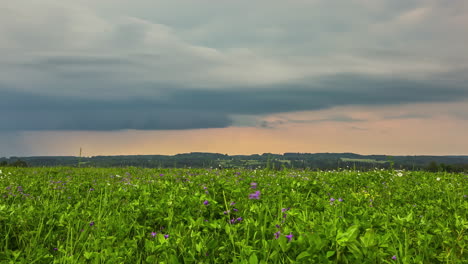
[[78, 147, 82, 168]]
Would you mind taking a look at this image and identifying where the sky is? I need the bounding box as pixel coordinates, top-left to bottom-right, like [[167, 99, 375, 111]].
[[1, 0, 468, 157]]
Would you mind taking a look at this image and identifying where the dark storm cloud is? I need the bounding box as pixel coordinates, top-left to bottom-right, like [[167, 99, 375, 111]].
[[0, 109, 231, 131], [257, 116, 364, 129], [1, 0, 467, 134], [166, 74, 468, 115], [19, 56, 136, 68], [1, 73, 467, 131], [0, 88, 231, 130]]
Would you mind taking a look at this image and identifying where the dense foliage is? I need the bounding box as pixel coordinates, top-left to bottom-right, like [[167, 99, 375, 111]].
[[0, 168, 467, 263], [2, 153, 468, 172]]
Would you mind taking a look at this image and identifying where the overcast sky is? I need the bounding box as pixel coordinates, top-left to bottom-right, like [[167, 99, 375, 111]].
[[1, 0, 468, 156]]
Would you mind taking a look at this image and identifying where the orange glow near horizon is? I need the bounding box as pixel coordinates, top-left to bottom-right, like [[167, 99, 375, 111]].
[[14, 101, 468, 157]]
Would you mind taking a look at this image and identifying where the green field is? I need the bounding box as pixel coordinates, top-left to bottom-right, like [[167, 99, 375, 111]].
[[340, 158, 388, 164], [0, 168, 467, 263]]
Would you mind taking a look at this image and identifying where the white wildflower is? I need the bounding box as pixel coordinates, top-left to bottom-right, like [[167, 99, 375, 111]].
[[436, 177, 441, 181]]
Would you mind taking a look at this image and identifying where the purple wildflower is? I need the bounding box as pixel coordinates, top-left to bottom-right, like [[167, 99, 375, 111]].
[[249, 191, 261, 199], [89, 221, 95, 227], [392, 255, 397, 260], [330, 198, 335, 202], [164, 234, 169, 239], [283, 214, 287, 219], [230, 202, 236, 206], [274, 231, 281, 239], [223, 210, 230, 215], [338, 198, 343, 202], [250, 182, 257, 189], [281, 207, 290, 212], [285, 233, 293, 242], [229, 217, 243, 224], [89, 188, 94, 191], [53, 248, 58, 251], [203, 200, 209, 205], [275, 224, 281, 228], [151, 232, 157, 237], [232, 208, 238, 212]]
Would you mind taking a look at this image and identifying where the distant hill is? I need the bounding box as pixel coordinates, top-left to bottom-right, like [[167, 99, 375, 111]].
[[1, 152, 468, 172]]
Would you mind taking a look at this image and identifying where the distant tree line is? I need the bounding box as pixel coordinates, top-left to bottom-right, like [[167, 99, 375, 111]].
[[0, 159, 28, 167], [426, 161, 468, 173], [1, 153, 467, 172]]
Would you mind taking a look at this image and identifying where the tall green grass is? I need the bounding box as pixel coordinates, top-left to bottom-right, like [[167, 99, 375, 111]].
[[0, 168, 466, 263]]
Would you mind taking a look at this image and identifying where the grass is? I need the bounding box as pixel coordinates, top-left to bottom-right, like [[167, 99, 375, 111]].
[[0, 167, 466, 263]]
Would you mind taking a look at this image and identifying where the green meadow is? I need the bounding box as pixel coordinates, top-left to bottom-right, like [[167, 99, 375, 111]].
[[340, 158, 388, 164], [0, 168, 466, 263]]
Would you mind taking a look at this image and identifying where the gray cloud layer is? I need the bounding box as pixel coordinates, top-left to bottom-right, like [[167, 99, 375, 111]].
[[2, 73, 467, 130], [1, 0, 467, 131]]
